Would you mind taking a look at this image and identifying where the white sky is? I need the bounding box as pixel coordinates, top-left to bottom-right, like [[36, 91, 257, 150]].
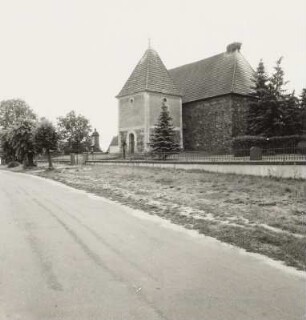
[[0, 0, 305, 149]]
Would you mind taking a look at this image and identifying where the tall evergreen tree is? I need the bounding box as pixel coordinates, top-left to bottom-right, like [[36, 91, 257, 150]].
[[247, 60, 270, 135], [300, 89, 306, 134], [264, 57, 288, 137], [282, 91, 302, 135], [247, 57, 301, 137], [269, 57, 288, 98], [150, 102, 180, 159]]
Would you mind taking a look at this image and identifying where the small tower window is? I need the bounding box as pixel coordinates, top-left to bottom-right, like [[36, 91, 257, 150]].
[[130, 98, 134, 104], [162, 97, 167, 103]]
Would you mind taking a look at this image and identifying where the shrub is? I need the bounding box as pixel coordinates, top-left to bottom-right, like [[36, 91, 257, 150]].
[[232, 136, 267, 156], [266, 135, 303, 149], [7, 161, 21, 168], [297, 139, 306, 155], [233, 135, 306, 156], [265, 135, 306, 154]]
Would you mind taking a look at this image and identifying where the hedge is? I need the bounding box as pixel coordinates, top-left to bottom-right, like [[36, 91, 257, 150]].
[[232, 135, 306, 156], [232, 136, 267, 156]]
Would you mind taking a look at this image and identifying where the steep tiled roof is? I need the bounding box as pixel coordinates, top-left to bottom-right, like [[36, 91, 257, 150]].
[[117, 48, 181, 98], [169, 49, 254, 103]]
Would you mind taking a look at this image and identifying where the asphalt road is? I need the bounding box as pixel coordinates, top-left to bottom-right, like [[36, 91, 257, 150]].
[[0, 170, 305, 320]]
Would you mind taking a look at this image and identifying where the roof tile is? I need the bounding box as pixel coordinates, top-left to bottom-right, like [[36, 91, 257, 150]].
[[117, 46, 255, 103], [117, 48, 181, 97], [169, 51, 254, 103]]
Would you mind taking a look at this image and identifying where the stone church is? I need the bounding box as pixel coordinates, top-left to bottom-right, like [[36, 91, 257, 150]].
[[116, 42, 254, 154]]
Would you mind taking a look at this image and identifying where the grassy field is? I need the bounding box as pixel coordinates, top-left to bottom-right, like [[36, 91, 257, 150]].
[[31, 164, 305, 270]]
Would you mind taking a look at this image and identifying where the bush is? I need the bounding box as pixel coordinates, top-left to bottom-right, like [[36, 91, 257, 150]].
[[232, 136, 267, 156], [232, 135, 306, 156], [266, 135, 303, 149], [265, 135, 306, 154], [7, 161, 21, 168], [297, 140, 306, 155]]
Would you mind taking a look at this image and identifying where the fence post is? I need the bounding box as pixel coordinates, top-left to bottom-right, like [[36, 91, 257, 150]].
[[81, 153, 88, 165], [70, 153, 75, 165]]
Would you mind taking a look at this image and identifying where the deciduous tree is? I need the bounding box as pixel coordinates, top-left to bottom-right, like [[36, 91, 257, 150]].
[[9, 119, 36, 167], [0, 129, 15, 162], [0, 99, 36, 129], [34, 119, 59, 169], [57, 111, 92, 153]]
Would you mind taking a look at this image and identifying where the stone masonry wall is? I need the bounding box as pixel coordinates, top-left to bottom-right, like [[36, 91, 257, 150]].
[[182, 94, 250, 153], [231, 95, 250, 137]]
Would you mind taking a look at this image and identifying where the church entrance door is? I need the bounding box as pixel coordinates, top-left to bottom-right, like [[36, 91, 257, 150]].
[[129, 133, 135, 154]]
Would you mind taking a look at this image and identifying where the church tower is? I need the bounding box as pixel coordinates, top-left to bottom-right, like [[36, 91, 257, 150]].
[[116, 47, 183, 153]]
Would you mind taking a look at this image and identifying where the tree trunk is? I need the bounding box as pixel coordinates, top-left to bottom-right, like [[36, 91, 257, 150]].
[[23, 154, 28, 169], [47, 150, 53, 169], [27, 153, 35, 167]]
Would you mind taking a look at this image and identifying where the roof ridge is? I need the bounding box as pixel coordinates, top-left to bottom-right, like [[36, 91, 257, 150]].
[[231, 52, 238, 92], [145, 49, 150, 90], [169, 52, 225, 72]]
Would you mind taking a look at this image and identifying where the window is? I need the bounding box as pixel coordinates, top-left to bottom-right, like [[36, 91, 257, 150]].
[[130, 98, 134, 104]]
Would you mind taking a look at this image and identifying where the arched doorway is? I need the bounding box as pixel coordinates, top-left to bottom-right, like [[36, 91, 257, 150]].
[[129, 133, 135, 154]]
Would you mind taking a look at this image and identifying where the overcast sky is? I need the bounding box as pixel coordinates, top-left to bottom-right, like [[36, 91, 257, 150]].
[[0, 0, 305, 149]]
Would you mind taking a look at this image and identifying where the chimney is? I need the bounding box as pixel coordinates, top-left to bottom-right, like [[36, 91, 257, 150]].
[[226, 42, 242, 53]]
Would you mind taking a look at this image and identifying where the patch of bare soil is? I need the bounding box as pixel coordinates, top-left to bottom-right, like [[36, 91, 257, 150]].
[[33, 164, 306, 270]]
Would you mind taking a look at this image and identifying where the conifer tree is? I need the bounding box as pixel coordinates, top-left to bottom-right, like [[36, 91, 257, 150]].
[[282, 91, 301, 136], [247, 60, 270, 135], [300, 89, 306, 108], [247, 57, 302, 137], [270, 57, 288, 98], [300, 89, 306, 134], [263, 57, 288, 137], [150, 101, 180, 159]]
